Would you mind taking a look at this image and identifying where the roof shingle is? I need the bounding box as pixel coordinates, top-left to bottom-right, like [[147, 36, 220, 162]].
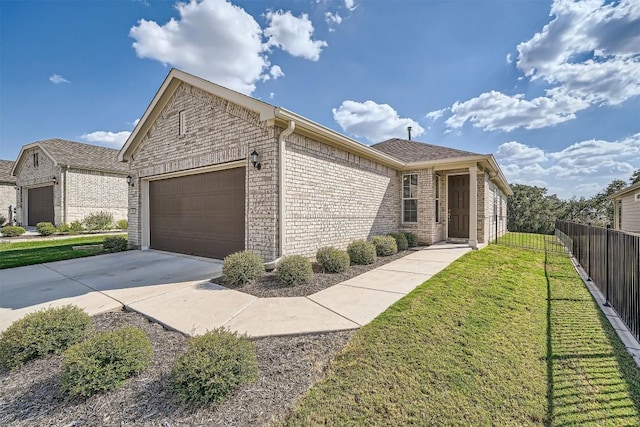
[[34, 139, 128, 174], [0, 160, 16, 183], [370, 138, 482, 163]]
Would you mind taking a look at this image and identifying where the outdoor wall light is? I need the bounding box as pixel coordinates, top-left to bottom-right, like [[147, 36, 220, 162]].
[[126, 175, 135, 187], [250, 150, 261, 170], [52, 176, 58, 185]]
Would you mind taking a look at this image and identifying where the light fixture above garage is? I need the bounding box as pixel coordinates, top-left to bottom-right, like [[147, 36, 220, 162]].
[[126, 175, 135, 187], [250, 150, 261, 171], [52, 176, 58, 185]]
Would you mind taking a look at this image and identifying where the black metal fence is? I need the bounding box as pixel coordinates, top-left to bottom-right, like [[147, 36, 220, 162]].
[[556, 220, 640, 342], [492, 219, 568, 253]]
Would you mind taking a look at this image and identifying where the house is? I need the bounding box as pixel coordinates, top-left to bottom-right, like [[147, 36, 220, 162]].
[[12, 139, 129, 226], [610, 181, 640, 234], [119, 69, 511, 262], [0, 160, 17, 225]]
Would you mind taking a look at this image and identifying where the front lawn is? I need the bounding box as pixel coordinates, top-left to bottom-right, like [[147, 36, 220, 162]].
[[0, 234, 127, 269], [282, 244, 640, 425]]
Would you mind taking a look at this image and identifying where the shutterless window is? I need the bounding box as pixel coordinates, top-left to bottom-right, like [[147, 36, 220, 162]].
[[32, 153, 39, 168], [178, 110, 186, 136], [403, 174, 418, 223], [434, 174, 440, 223]]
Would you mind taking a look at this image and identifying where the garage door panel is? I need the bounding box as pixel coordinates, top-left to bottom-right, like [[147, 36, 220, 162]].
[[149, 168, 245, 259], [28, 186, 54, 226]]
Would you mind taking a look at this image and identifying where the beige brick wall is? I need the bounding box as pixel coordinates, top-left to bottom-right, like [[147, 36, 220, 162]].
[[14, 147, 59, 225], [284, 132, 400, 256], [64, 169, 128, 223], [399, 169, 435, 245], [0, 183, 16, 224]]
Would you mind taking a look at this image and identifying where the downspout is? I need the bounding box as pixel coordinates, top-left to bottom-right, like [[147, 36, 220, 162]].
[[63, 165, 69, 224], [264, 120, 295, 270]]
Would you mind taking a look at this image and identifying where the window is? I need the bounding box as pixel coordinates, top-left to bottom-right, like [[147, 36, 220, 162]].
[[434, 174, 440, 223], [635, 192, 640, 202], [403, 174, 418, 223], [178, 110, 186, 136], [32, 153, 39, 168]]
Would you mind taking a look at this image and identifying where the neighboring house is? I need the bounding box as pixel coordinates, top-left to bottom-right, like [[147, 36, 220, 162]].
[[119, 69, 512, 261], [12, 139, 129, 226], [610, 181, 640, 234], [0, 160, 17, 225]]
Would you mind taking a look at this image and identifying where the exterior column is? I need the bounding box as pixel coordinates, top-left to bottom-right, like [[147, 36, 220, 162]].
[[469, 165, 478, 249], [613, 200, 620, 230]]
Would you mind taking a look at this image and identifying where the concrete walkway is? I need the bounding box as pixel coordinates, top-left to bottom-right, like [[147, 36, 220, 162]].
[[0, 243, 471, 338], [127, 243, 471, 337]]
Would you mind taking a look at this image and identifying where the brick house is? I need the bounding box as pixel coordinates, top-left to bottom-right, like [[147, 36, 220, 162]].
[[12, 139, 129, 226], [610, 181, 640, 234], [0, 160, 17, 225], [119, 69, 511, 261]]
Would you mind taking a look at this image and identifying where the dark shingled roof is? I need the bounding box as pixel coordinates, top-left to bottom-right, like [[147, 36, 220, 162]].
[[0, 160, 16, 183], [35, 139, 128, 174], [371, 138, 482, 163]]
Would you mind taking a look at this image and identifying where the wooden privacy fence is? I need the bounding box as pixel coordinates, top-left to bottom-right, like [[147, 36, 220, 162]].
[[556, 220, 640, 342]]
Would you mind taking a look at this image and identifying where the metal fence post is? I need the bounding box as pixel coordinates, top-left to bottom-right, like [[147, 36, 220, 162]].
[[604, 225, 611, 307]]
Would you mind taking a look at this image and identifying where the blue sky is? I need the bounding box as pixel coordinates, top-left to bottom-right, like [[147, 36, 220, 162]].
[[1, 0, 639, 199]]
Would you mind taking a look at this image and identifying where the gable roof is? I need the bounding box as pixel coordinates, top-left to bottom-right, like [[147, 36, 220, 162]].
[[12, 139, 128, 175], [609, 181, 640, 200], [0, 160, 16, 184], [371, 138, 482, 163]]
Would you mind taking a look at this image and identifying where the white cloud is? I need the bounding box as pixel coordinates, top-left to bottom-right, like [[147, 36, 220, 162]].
[[130, 118, 140, 126], [81, 131, 131, 148], [433, 0, 640, 132], [269, 92, 275, 99], [325, 11, 342, 25], [264, 10, 327, 61], [505, 53, 512, 64], [269, 65, 284, 79], [345, 0, 356, 11], [496, 141, 547, 164], [129, 0, 268, 94], [49, 74, 70, 84], [333, 100, 425, 143], [425, 108, 447, 121]]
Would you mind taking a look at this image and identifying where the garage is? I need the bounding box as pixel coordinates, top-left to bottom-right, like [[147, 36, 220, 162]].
[[28, 186, 54, 225], [149, 167, 245, 259]]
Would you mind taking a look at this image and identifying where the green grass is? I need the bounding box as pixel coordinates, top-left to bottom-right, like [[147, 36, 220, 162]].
[[281, 244, 640, 426], [0, 234, 127, 269]]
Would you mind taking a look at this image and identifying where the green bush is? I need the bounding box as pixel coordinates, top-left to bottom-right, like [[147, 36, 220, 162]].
[[316, 247, 350, 273], [403, 232, 418, 248], [276, 255, 313, 286], [69, 220, 84, 234], [0, 214, 7, 226], [371, 235, 398, 256], [1, 225, 26, 237], [115, 219, 128, 230], [170, 328, 258, 404], [388, 232, 409, 251], [223, 250, 265, 285], [61, 327, 152, 397], [36, 222, 56, 236], [0, 305, 93, 370], [103, 236, 127, 252], [347, 240, 377, 265], [83, 211, 113, 231]]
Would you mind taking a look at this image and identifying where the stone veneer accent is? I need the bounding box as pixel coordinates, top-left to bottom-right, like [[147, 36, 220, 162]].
[[0, 184, 17, 223]]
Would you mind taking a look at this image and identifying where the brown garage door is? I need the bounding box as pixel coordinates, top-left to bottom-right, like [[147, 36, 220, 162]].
[[149, 167, 245, 259], [28, 186, 54, 226]]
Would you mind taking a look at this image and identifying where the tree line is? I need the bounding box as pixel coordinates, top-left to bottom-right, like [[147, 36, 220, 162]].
[[507, 170, 640, 234]]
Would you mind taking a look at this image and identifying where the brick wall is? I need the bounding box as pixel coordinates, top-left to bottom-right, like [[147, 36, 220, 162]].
[[65, 169, 128, 223], [0, 183, 16, 223], [399, 168, 434, 244], [284, 132, 400, 256], [14, 147, 59, 225]]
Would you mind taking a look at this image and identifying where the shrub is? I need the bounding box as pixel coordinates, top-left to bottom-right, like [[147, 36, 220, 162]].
[[171, 328, 258, 404], [388, 232, 409, 251], [347, 240, 377, 265], [115, 219, 128, 230], [316, 247, 350, 273], [371, 235, 398, 256], [403, 232, 418, 248], [36, 222, 56, 236], [0, 305, 93, 370], [61, 327, 152, 397], [1, 225, 25, 237], [223, 250, 265, 285], [69, 220, 84, 234], [83, 211, 113, 231], [0, 214, 6, 226], [103, 236, 127, 252], [276, 255, 313, 286]]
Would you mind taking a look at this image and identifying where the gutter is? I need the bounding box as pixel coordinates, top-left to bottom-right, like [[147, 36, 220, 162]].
[[264, 119, 296, 270]]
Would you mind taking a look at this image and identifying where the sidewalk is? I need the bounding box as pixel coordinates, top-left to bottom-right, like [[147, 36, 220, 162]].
[[127, 243, 471, 337]]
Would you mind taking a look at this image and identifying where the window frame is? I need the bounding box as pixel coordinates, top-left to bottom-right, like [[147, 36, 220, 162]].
[[402, 173, 418, 223], [32, 152, 39, 168], [434, 174, 440, 223], [178, 110, 186, 136]]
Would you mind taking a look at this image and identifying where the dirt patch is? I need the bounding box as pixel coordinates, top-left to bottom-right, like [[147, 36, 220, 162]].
[[217, 249, 420, 298], [0, 311, 353, 427]]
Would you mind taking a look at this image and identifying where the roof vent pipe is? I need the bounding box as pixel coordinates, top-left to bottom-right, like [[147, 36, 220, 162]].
[[407, 126, 412, 141]]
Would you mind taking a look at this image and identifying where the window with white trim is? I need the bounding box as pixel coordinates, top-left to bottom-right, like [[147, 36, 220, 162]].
[[403, 174, 418, 223], [435, 174, 440, 223], [178, 110, 186, 136], [33, 152, 39, 168]]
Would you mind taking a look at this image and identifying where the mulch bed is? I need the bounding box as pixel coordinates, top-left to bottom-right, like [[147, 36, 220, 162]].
[[0, 311, 354, 427], [216, 248, 420, 298]]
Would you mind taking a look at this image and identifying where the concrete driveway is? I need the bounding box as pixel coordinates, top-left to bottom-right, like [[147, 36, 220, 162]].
[[0, 251, 223, 332]]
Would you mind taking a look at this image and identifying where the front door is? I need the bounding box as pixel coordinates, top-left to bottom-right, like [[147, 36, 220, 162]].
[[448, 175, 469, 238]]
